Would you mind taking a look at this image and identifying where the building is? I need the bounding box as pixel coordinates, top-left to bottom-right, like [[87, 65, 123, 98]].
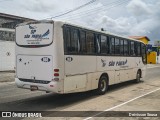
[[0, 13, 35, 71], [129, 36, 150, 44], [0, 12, 35, 42], [0, 12, 35, 29], [0, 40, 15, 71], [129, 36, 160, 64]]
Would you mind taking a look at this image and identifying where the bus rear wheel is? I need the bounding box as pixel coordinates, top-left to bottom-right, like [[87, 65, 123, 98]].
[[135, 70, 141, 83], [97, 76, 108, 95]]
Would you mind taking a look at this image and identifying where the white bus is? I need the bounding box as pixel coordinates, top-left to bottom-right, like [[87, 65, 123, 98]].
[[15, 20, 147, 94]]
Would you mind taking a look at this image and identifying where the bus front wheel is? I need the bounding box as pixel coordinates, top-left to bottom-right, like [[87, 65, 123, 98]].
[[97, 76, 108, 95]]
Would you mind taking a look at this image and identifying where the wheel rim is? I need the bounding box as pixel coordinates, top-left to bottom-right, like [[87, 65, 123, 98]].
[[100, 79, 106, 92]]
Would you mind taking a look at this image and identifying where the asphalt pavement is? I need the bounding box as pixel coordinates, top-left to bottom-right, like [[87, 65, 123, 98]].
[[0, 64, 160, 120]]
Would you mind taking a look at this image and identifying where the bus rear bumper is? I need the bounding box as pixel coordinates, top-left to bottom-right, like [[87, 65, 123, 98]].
[[15, 78, 62, 93]]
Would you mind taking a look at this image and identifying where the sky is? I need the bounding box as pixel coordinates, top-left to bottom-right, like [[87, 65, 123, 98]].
[[0, 0, 160, 44]]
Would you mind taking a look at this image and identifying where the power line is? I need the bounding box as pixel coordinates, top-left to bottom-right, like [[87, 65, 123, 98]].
[[50, 0, 97, 19], [76, 0, 129, 20], [58, 0, 130, 20], [59, 0, 126, 19], [60, 0, 130, 21], [45, 0, 96, 20]]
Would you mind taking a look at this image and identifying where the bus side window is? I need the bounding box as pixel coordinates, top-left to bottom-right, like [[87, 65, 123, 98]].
[[130, 41, 135, 56], [115, 38, 120, 55], [70, 28, 80, 53], [124, 40, 128, 56], [80, 30, 86, 53], [63, 26, 71, 54], [111, 37, 115, 55], [134, 42, 137, 56], [95, 34, 100, 54], [120, 39, 124, 55], [86, 32, 95, 54], [141, 43, 147, 64], [106, 36, 110, 54], [100, 35, 107, 54], [136, 42, 141, 56]]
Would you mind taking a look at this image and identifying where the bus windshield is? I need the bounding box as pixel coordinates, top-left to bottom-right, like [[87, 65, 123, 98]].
[[16, 23, 53, 47]]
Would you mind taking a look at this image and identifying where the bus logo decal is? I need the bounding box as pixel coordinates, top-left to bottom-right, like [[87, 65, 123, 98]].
[[109, 59, 128, 66], [24, 25, 50, 40], [66, 57, 73, 62], [29, 25, 37, 29], [116, 59, 127, 66], [101, 59, 106, 67], [41, 57, 51, 62], [41, 29, 50, 38]]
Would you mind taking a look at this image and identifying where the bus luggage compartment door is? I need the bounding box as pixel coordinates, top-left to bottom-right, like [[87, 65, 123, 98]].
[[16, 55, 52, 81]]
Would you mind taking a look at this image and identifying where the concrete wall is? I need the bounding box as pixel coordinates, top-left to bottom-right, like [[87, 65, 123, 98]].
[[0, 41, 15, 71]]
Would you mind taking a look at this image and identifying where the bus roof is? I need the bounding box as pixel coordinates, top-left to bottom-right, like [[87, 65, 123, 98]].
[[17, 20, 144, 44]]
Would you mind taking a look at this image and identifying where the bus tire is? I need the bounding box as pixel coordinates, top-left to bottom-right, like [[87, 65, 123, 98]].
[[135, 70, 141, 83], [97, 75, 108, 95]]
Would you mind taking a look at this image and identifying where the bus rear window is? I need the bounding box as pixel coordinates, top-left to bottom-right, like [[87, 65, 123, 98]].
[[16, 23, 53, 47]]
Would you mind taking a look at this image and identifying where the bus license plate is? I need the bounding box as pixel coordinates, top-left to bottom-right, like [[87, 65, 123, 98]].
[[30, 86, 38, 91]]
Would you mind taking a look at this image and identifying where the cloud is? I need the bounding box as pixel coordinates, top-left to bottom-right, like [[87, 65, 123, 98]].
[[126, 0, 151, 17], [0, 0, 160, 42], [126, 0, 160, 41], [19, 0, 57, 13], [1, 0, 87, 19], [76, 0, 160, 42], [18, 0, 92, 19]]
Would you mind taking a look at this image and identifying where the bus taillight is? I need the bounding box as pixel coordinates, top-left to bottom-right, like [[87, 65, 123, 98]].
[[54, 73, 59, 76], [54, 69, 59, 81], [54, 69, 59, 72], [54, 69, 59, 76]]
